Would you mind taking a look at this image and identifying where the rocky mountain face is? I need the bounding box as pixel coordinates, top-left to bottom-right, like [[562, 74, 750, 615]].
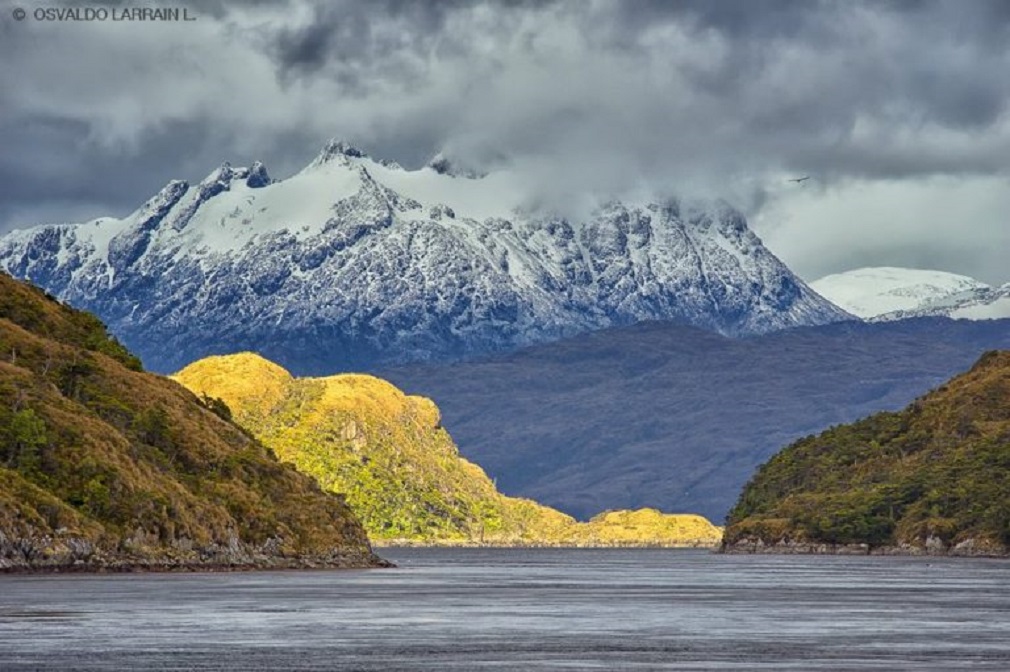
[[380, 317, 1010, 523], [0, 140, 849, 374], [0, 272, 383, 571], [812, 267, 1010, 322], [722, 351, 1010, 557]]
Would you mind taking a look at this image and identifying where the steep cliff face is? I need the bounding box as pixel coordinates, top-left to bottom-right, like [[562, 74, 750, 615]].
[[0, 273, 382, 571], [723, 351, 1010, 557], [0, 140, 849, 374]]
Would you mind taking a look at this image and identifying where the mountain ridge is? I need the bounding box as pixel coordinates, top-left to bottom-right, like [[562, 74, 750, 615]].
[[0, 139, 849, 374], [172, 352, 724, 548]]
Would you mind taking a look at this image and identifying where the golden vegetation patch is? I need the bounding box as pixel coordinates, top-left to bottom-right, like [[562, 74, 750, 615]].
[[175, 353, 722, 547], [580, 509, 723, 547]]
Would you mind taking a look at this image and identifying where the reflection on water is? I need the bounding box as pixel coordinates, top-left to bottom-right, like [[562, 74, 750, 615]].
[[1, 548, 1008, 670]]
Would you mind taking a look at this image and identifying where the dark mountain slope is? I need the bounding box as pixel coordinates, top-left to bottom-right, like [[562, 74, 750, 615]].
[[381, 318, 1010, 522]]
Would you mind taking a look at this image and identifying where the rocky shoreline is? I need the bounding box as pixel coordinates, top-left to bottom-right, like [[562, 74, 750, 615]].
[[0, 530, 392, 573], [719, 537, 1009, 558]]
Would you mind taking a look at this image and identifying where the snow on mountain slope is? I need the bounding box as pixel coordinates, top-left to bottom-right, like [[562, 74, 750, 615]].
[[950, 292, 1010, 320], [811, 267, 992, 320], [0, 139, 851, 374]]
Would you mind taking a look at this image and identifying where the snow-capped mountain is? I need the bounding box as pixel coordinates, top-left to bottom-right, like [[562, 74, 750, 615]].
[[0, 139, 850, 373], [811, 267, 1010, 322]]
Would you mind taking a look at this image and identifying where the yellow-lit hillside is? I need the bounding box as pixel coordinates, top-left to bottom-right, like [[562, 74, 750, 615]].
[[174, 353, 723, 547], [578, 509, 723, 547], [174, 353, 571, 543]]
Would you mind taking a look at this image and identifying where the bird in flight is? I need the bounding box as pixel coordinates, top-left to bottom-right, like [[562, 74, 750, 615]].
[[788, 176, 810, 184]]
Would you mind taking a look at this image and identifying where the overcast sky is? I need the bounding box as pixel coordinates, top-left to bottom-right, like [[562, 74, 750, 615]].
[[1, 0, 1008, 283]]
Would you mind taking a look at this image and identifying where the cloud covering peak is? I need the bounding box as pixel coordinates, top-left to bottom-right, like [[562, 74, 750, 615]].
[[1, 0, 1008, 281]]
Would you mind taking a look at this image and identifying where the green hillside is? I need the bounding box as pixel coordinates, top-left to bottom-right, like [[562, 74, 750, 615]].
[[0, 273, 382, 570], [724, 351, 1010, 556], [175, 353, 723, 547]]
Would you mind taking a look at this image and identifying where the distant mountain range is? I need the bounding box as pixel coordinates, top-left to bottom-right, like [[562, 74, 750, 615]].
[[812, 267, 1010, 322], [0, 139, 848, 373], [381, 317, 1010, 523], [4, 138, 1009, 530]]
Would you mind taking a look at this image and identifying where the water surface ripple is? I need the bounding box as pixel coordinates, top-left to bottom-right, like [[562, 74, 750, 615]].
[[1, 548, 1007, 670]]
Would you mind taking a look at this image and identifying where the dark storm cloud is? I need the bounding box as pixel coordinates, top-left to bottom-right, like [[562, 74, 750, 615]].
[[242, 0, 1010, 184], [0, 114, 223, 227], [1, 0, 1008, 281], [267, 0, 550, 75], [271, 0, 456, 76]]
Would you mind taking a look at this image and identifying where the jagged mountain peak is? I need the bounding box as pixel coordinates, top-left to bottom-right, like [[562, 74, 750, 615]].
[[201, 161, 238, 184], [311, 138, 369, 167], [0, 141, 852, 373], [245, 160, 271, 188], [190, 161, 273, 190]]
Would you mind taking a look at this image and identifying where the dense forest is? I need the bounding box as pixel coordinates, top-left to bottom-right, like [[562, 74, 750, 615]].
[[724, 351, 1010, 556]]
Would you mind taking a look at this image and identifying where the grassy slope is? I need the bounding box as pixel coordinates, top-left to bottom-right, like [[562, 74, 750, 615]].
[[0, 273, 380, 570], [723, 351, 1010, 555], [175, 353, 722, 547]]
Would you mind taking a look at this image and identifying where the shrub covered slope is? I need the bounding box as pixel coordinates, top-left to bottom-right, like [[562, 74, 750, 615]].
[[0, 273, 382, 570], [724, 351, 1010, 556]]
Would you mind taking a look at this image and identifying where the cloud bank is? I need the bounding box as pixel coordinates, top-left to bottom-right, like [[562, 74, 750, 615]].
[[1, 0, 1008, 281]]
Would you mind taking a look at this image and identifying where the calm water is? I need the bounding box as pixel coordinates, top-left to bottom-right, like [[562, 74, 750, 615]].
[[0, 548, 1008, 671]]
